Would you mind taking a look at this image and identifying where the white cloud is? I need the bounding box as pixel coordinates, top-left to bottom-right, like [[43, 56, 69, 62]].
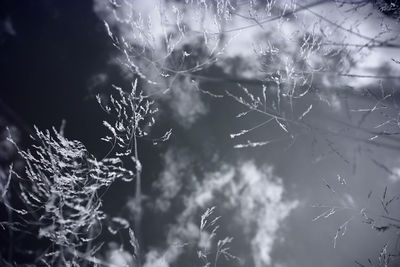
[[152, 148, 190, 212], [150, 148, 298, 266], [93, 1, 210, 127], [308, 2, 400, 88], [389, 167, 400, 183], [228, 162, 299, 267], [93, 0, 400, 115], [105, 242, 134, 267], [143, 250, 170, 267], [165, 77, 208, 128], [87, 72, 108, 96]]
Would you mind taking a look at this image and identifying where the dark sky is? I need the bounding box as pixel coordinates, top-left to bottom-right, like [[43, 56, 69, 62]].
[[0, 0, 110, 150]]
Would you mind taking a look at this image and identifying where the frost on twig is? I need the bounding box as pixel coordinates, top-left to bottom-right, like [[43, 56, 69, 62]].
[[5, 126, 134, 264], [97, 79, 171, 157], [197, 207, 239, 267]]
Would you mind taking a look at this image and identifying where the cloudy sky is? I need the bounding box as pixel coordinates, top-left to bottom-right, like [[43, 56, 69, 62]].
[[1, 0, 400, 266]]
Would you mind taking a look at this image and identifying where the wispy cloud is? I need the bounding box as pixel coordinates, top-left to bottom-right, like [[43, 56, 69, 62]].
[[106, 242, 134, 267], [93, 0, 209, 127], [164, 77, 208, 128], [149, 148, 298, 266]]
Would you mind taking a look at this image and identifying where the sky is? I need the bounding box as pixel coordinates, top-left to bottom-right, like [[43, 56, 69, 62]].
[[1, 0, 400, 266]]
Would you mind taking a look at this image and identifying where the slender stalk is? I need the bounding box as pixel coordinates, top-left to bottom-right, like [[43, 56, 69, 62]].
[[7, 200, 13, 262], [133, 131, 142, 267]]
